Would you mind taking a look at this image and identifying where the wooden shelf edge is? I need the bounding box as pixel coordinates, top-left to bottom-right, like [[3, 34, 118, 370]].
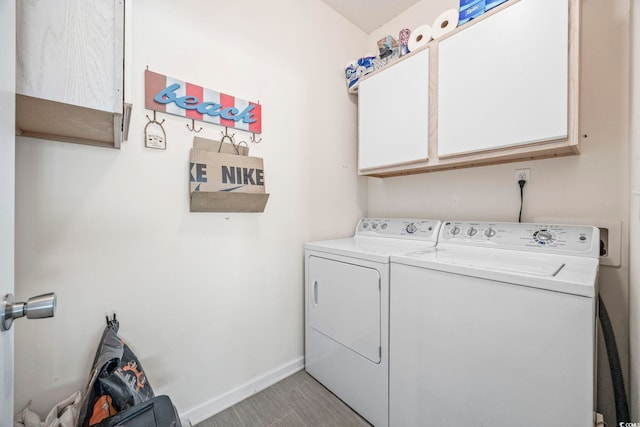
[[359, 142, 580, 178], [18, 130, 118, 149], [15, 94, 123, 149]]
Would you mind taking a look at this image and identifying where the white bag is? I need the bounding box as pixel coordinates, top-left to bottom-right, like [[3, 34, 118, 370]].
[[14, 391, 81, 427]]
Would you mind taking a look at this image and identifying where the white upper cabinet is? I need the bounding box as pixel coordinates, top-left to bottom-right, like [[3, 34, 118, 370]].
[[358, 49, 430, 170], [438, 0, 568, 157], [15, 0, 129, 149], [356, 0, 580, 177]]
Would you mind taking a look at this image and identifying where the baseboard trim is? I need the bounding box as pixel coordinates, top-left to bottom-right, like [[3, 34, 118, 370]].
[[179, 356, 305, 425]]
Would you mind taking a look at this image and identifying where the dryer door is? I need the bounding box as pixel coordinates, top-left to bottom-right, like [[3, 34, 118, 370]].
[[308, 256, 381, 363]]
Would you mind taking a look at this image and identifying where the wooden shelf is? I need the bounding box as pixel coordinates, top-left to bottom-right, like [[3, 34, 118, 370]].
[[16, 95, 129, 149]]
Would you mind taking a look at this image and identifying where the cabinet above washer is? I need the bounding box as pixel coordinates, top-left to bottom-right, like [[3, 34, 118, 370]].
[[15, 0, 130, 149], [359, 49, 430, 171], [357, 0, 580, 177]]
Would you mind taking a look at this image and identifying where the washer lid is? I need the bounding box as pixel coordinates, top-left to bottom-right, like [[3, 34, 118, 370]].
[[306, 236, 437, 264], [435, 248, 565, 277], [391, 245, 598, 297]]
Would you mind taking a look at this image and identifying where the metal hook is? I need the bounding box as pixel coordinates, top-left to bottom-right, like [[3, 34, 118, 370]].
[[106, 312, 117, 327], [187, 119, 202, 133], [218, 127, 238, 153], [145, 110, 165, 125], [220, 127, 235, 144], [250, 133, 262, 144]]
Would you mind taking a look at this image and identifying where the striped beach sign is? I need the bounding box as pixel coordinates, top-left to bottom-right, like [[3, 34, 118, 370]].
[[145, 70, 262, 134]]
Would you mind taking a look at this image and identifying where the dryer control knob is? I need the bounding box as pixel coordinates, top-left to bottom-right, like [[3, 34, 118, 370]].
[[484, 228, 496, 238], [406, 223, 418, 234], [450, 226, 461, 236], [362, 222, 370, 229], [467, 227, 478, 237]]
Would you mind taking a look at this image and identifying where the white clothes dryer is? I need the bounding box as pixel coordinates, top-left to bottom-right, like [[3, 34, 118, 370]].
[[389, 221, 600, 427], [305, 218, 441, 427]]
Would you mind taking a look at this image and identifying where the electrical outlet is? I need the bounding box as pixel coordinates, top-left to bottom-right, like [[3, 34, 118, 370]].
[[599, 228, 609, 257], [515, 168, 530, 183]]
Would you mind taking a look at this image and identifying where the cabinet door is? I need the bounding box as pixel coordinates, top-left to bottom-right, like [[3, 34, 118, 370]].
[[438, 0, 569, 156], [16, 0, 123, 114], [358, 49, 430, 170], [308, 256, 381, 363]]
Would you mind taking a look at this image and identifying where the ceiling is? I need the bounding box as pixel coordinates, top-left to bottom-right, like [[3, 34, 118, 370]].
[[321, 0, 422, 33]]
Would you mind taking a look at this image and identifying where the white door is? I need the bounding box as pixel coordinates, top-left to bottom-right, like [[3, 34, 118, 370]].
[[437, 0, 569, 156], [358, 48, 430, 170], [1, 0, 16, 424], [308, 256, 381, 363]]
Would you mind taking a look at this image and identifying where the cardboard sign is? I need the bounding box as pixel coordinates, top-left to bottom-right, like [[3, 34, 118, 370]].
[[189, 137, 269, 212], [190, 151, 266, 194], [146, 70, 262, 134]]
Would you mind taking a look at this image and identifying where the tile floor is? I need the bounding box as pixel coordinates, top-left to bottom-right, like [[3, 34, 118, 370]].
[[195, 370, 372, 427]]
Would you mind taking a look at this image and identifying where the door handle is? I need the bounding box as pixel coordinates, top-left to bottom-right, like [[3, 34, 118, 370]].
[[1, 292, 57, 331], [313, 281, 319, 306]]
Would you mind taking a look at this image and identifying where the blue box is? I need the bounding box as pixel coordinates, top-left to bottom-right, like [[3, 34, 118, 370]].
[[460, 0, 483, 12], [459, 0, 486, 25], [485, 0, 508, 11]]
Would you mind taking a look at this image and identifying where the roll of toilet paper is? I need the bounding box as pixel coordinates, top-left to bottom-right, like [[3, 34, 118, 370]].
[[431, 9, 459, 40], [408, 24, 432, 52]]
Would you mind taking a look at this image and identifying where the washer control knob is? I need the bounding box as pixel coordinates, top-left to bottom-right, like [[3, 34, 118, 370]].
[[484, 228, 496, 238], [406, 223, 418, 234], [362, 222, 369, 229], [533, 230, 555, 245], [536, 230, 553, 241], [372, 222, 379, 230], [467, 227, 478, 237], [450, 226, 461, 236], [381, 223, 388, 230]]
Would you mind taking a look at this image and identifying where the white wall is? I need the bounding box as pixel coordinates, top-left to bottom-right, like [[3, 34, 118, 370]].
[[629, 0, 640, 419], [13, 0, 367, 421], [366, 0, 630, 423]]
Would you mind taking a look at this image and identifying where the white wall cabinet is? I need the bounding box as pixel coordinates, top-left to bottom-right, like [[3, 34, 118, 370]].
[[357, 0, 580, 177], [15, 0, 130, 149], [358, 49, 430, 170], [438, 0, 569, 156]]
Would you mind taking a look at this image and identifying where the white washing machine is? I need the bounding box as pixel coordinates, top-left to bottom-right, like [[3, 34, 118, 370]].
[[389, 221, 600, 427], [305, 218, 441, 427]]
